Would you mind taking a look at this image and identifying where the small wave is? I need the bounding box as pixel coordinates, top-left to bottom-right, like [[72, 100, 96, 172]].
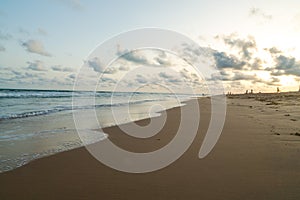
[[0, 130, 107, 173], [0, 89, 107, 99], [0, 93, 85, 99], [0, 98, 168, 120]]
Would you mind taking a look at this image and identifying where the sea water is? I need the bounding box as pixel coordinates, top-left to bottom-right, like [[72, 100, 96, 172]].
[[0, 89, 195, 172]]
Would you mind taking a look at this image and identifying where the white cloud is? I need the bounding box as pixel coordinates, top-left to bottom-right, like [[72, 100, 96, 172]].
[[158, 72, 183, 84], [271, 55, 300, 76], [68, 74, 76, 79], [51, 65, 74, 72], [213, 51, 246, 69], [154, 51, 172, 66], [135, 74, 148, 84], [27, 60, 48, 71], [117, 46, 173, 67], [216, 33, 257, 60], [158, 72, 174, 79], [86, 57, 104, 72], [119, 65, 130, 71], [21, 40, 51, 57], [85, 57, 117, 74], [117, 48, 150, 66]]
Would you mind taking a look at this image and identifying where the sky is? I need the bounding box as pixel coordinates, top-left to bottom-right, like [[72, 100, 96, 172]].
[[0, 0, 300, 93]]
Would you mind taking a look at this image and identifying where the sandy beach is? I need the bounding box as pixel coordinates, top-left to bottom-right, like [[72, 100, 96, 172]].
[[2, 1, 300, 199], [1, 93, 300, 200]]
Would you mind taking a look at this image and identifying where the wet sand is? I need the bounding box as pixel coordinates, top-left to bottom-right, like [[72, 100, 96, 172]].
[[1, 94, 300, 199]]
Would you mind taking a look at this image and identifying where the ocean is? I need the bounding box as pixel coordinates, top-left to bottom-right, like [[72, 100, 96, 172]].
[[0, 89, 195, 172]]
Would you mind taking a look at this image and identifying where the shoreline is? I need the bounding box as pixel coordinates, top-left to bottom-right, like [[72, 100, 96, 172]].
[[1, 94, 300, 199], [0, 94, 189, 173]]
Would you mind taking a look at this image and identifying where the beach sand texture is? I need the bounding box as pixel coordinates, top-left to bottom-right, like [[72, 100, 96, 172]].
[[1, 93, 300, 200]]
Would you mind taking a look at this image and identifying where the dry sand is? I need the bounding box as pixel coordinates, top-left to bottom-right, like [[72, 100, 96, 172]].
[[1, 93, 300, 200]]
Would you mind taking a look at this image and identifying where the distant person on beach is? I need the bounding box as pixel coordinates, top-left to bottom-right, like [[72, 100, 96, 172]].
[[245, 90, 248, 94], [250, 89, 253, 94], [277, 87, 280, 93]]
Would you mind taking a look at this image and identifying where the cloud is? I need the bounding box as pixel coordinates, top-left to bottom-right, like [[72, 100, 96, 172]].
[[105, 68, 118, 74], [249, 7, 272, 20], [158, 72, 174, 79], [275, 55, 297, 70], [51, 65, 62, 71], [99, 76, 117, 84], [210, 70, 258, 82], [0, 66, 10, 71], [210, 71, 235, 81], [158, 72, 182, 84], [117, 46, 172, 67], [179, 69, 202, 85], [252, 76, 281, 86], [231, 72, 257, 81], [86, 57, 117, 74], [68, 74, 76, 79], [27, 60, 48, 71], [135, 74, 148, 84], [0, 45, 5, 52], [126, 70, 198, 89], [11, 70, 22, 76], [119, 65, 130, 71], [21, 40, 51, 57], [271, 55, 300, 76], [182, 35, 263, 71], [180, 43, 214, 63], [51, 65, 74, 72], [177, 37, 300, 91], [117, 48, 151, 66], [0, 65, 78, 87], [265, 47, 282, 55], [154, 51, 172, 66], [86, 57, 104, 72], [180, 69, 190, 79], [179, 41, 260, 79], [22, 72, 39, 79], [213, 51, 246, 69], [217, 34, 257, 60], [249, 58, 263, 70], [125, 72, 185, 88], [268, 77, 281, 86], [270, 70, 284, 76], [8, 71, 41, 81], [214, 34, 267, 70]]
